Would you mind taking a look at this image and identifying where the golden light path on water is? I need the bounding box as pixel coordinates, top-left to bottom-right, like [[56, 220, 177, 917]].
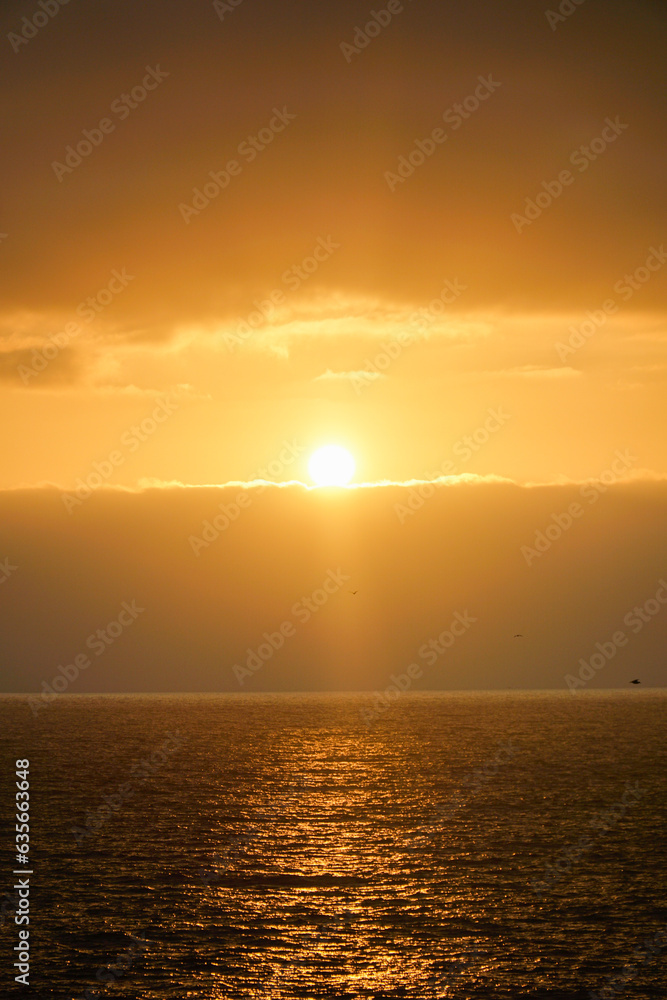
[[6, 691, 666, 997]]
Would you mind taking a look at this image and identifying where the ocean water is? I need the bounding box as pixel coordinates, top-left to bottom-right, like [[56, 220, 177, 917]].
[[0, 691, 666, 999]]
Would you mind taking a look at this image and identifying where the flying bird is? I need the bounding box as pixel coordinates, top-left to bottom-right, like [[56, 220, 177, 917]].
[[630, 679, 641, 685], [349, 590, 358, 595], [514, 634, 524, 638]]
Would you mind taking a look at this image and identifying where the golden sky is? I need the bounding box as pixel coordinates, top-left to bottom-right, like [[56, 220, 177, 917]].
[[0, 0, 665, 691]]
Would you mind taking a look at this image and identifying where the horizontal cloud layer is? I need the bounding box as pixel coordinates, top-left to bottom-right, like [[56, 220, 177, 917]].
[[1, 478, 665, 698]]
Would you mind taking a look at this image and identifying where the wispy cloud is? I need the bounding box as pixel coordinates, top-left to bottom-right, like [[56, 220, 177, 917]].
[[314, 368, 385, 383]]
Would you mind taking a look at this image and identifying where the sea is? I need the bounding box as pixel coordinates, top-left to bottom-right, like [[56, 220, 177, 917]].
[[0, 691, 665, 999]]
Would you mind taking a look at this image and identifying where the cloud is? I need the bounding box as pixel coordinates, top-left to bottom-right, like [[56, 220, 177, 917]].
[[1, 478, 665, 696], [0, 346, 81, 385], [314, 368, 385, 383], [494, 365, 583, 380], [83, 381, 212, 400]]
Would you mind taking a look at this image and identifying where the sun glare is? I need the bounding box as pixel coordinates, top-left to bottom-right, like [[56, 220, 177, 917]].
[[308, 445, 356, 487]]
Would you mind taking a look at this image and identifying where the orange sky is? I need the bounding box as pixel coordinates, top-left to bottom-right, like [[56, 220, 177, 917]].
[[0, 0, 665, 691]]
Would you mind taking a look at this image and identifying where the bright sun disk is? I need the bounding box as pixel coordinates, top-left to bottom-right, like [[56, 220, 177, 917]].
[[308, 445, 356, 486]]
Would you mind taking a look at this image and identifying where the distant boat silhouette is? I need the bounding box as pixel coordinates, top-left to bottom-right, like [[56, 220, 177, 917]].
[[630, 679, 641, 685]]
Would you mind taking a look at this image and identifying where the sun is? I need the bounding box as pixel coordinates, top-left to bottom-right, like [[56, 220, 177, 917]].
[[308, 445, 356, 487]]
